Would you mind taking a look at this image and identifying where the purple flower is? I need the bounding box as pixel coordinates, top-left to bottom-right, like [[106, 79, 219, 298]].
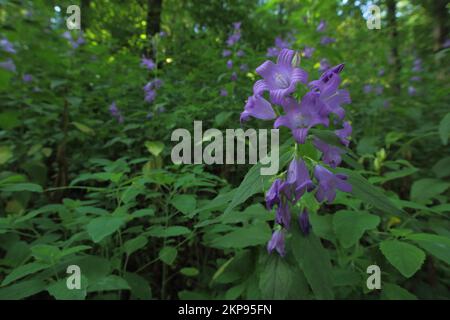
[[274, 95, 329, 144], [408, 86, 417, 96], [62, 31, 72, 41], [335, 121, 352, 147], [22, 74, 33, 83], [313, 138, 344, 168], [222, 49, 232, 57], [109, 102, 119, 116], [0, 38, 16, 54], [145, 89, 157, 103], [374, 85, 383, 95], [303, 46, 315, 59], [363, 84, 372, 94], [316, 20, 327, 32], [254, 49, 308, 104], [266, 178, 283, 210], [240, 64, 248, 72], [309, 64, 350, 120], [283, 158, 315, 202], [318, 59, 331, 72], [231, 71, 238, 81], [267, 230, 285, 257], [220, 88, 228, 97], [383, 100, 390, 108], [266, 47, 280, 57], [240, 95, 276, 123], [320, 36, 336, 45], [410, 76, 421, 82], [274, 37, 290, 49], [146, 112, 154, 119], [276, 201, 291, 228], [233, 21, 242, 30], [443, 38, 450, 49], [141, 56, 156, 70], [298, 209, 311, 235], [412, 58, 422, 72], [226, 33, 241, 47], [159, 31, 167, 37], [237, 50, 245, 57], [314, 165, 352, 203], [226, 59, 233, 69], [144, 78, 162, 92], [0, 59, 16, 73], [378, 68, 385, 77]]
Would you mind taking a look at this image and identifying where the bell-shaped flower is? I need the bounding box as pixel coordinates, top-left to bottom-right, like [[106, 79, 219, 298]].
[[313, 138, 344, 168], [254, 49, 308, 105], [335, 121, 352, 147], [266, 178, 283, 210], [298, 209, 311, 235], [275, 201, 291, 229], [267, 230, 285, 257], [283, 158, 315, 203], [240, 95, 276, 123], [314, 165, 352, 203], [274, 95, 329, 144]]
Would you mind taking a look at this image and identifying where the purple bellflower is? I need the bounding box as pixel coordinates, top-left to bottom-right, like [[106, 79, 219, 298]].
[[266, 178, 284, 210], [0, 59, 16, 73], [320, 36, 336, 45], [299, 209, 311, 235], [254, 49, 308, 104], [316, 20, 327, 32], [318, 59, 331, 72], [141, 56, 156, 70], [283, 158, 315, 202], [0, 38, 16, 54], [313, 138, 344, 168], [335, 121, 352, 147], [22, 74, 33, 83], [226, 59, 233, 69], [314, 165, 352, 203], [274, 96, 329, 144], [220, 88, 228, 97], [275, 201, 291, 229], [222, 49, 232, 57], [240, 95, 276, 123], [303, 46, 315, 59], [267, 230, 285, 257]]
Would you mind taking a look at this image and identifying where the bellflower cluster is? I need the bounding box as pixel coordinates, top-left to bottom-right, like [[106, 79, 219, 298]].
[[408, 58, 422, 96], [266, 34, 294, 57], [320, 36, 336, 46], [219, 22, 247, 94], [302, 46, 315, 59], [141, 56, 156, 71], [144, 78, 162, 104], [0, 58, 16, 73], [240, 48, 352, 257]]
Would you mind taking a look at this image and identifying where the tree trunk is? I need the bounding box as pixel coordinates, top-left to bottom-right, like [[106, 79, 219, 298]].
[[428, 0, 448, 51], [146, 0, 162, 58], [387, 0, 401, 94]]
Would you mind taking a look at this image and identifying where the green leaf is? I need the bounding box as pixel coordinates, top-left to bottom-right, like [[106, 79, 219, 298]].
[[210, 222, 271, 249], [72, 121, 95, 135], [124, 236, 148, 256], [379, 240, 425, 278], [0, 111, 20, 130], [147, 225, 192, 238], [333, 210, 380, 248], [159, 246, 177, 265], [31, 244, 61, 264], [410, 178, 449, 204], [438, 112, 450, 145], [86, 215, 126, 243], [368, 167, 418, 184], [131, 208, 155, 218], [259, 254, 295, 300], [336, 168, 403, 215], [47, 277, 88, 300], [432, 157, 450, 178], [123, 272, 152, 300], [0, 182, 43, 193], [145, 141, 165, 156], [171, 194, 197, 215], [0, 279, 46, 300], [224, 141, 292, 215], [0, 146, 13, 165], [291, 229, 334, 299], [382, 283, 417, 300], [87, 275, 130, 292], [405, 233, 450, 264], [2, 262, 49, 286], [180, 267, 199, 277]]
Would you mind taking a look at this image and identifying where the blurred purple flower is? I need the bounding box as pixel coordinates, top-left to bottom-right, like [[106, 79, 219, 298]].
[[410, 76, 421, 82], [318, 59, 331, 72], [222, 49, 231, 57], [226, 59, 233, 69], [320, 36, 336, 45], [408, 86, 417, 96], [231, 71, 238, 81], [316, 20, 327, 32], [363, 84, 372, 94], [378, 68, 385, 77], [141, 56, 156, 70], [266, 47, 280, 57], [22, 74, 33, 83], [303, 46, 315, 59], [267, 230, 285, 257], [374, 85, 383, 95], [275, 37, 290, 49], [0, 38, 16, 54], [412, 58, 422, 72], [237, 50, 245, 57], [314, 165, 351, 203], [226, 33, 241, 47], [144, 90, 157, 103], [0, 59, 16, 72], [240, 64, 248, 72], [220, 88, 228, 96]]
